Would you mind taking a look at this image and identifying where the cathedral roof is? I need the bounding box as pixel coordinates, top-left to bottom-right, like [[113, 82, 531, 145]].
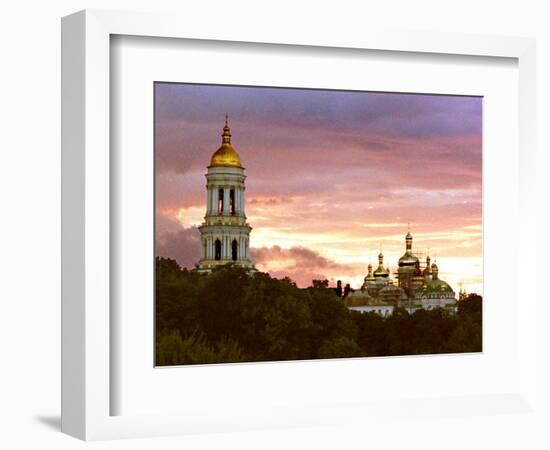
[[210, 116, 242, 168], [373, 266, 390, 277], [417, 279, 453, 293], [398, 252, 419, 266]]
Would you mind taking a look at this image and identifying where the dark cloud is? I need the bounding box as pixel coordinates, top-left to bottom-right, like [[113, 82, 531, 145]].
[[156, 226, 201, 269], [155, 84, 481, 140], [250, 245, 365, 287], [251, 245, 351, 271]]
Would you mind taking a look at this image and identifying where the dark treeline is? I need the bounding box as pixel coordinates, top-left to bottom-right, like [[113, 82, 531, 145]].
[[155, 257, 482, 366]]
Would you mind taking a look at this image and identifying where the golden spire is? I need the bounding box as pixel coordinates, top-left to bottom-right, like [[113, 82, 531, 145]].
[[222, 113, 231, 144], [210, 115, 242, 167], [405, 230, 413, 252]]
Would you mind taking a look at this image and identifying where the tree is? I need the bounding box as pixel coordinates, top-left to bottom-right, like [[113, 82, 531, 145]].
[[156, 329, 244, 366], [318, 336, 361, 359], [311, 279, 329, 289], [155, 258, 483, 364]]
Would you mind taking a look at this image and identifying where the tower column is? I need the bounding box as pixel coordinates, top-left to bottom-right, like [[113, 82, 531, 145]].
[[211, 188, 215, 215], [223, 188, 230, 215], [212, 188, 218, 215]]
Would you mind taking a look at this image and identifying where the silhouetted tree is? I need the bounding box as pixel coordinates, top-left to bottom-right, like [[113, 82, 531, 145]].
[[155, 258, 482, 365]]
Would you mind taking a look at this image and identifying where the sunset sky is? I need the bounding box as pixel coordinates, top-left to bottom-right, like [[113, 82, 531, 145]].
[[155, 83, 483, 294]]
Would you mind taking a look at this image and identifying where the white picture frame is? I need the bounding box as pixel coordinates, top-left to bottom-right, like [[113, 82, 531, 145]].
[[61, 9, 537, 441]]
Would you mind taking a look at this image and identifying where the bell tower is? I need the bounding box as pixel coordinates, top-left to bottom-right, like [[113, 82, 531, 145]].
[[196, 117, 255, 272]]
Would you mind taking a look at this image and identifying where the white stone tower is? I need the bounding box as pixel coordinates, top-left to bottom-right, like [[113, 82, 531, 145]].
[[196, 116, 255, 272]]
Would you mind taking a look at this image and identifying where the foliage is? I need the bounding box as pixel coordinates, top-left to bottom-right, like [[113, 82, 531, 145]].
[[155, 258, 483, 365], [311, 279, 329, 289], [318, 336, 361, 359], [156, 329, 244, 365]]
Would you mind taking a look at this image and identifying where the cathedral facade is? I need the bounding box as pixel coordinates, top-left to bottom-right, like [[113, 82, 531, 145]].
[[345, 232, 457, 314], [196, 118, 255, 273]]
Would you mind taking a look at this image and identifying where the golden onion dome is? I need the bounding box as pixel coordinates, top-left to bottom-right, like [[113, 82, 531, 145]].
[[373, 253, 389, 277], [210, 116, 242, 168], [398, 230, 417, 266], [398, 253, 419, 266], [365, 263, 376, 282], [373, 264, 389, 278]]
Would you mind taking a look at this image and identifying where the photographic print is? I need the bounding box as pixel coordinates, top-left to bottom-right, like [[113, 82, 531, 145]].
[[155, 83, 482, 366]]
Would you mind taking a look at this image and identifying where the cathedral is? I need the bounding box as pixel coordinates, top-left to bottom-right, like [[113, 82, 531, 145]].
[[345, 232, 457, 314], [195, 117, 255, 273]]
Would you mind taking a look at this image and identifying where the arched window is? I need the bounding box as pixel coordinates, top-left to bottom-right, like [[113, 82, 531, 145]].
[[231, 239, 238, 261], [218, 189, 224, 214], [230, 189, 235, 215], [215, 239, 221, 260]]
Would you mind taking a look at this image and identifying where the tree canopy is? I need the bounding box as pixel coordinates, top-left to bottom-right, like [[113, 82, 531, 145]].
[[155, 257, 482, 365]]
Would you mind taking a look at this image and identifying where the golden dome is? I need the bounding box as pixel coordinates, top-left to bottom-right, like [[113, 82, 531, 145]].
[[373, 253, 389, 278], [399, 231, 418, 266], [210, 116, 242, 168], [398, 253, 419, 266], [373, 266, 389, 277]]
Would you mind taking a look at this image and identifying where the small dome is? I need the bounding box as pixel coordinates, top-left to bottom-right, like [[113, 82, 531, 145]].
[[373, 265, 389, 278], [374, 252, 389, 277]]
